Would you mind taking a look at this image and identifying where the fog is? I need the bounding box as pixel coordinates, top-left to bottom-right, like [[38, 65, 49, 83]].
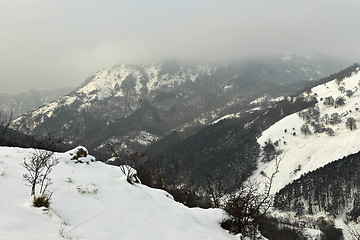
[[1, 0, 360, 93]]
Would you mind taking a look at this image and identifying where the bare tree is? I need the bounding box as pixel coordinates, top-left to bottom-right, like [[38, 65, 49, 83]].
[[329, 112, 342, 125], [205, 173, 230, 208], [335, 96, 346, 107], [325, 127, 335, 136], [346, 89, 354, 98], [261, 139, 283, 163], [26, 132, 64, 151], [321, 113, 329, 124], [323, 96, 335, 106], [300, 124, 312, 135], [336, 78, 343, 86], [349, 224, 360, 240], [346, 117, 357, 131], [221, 154, 284, 239], [23, 150, 59, 196], [106, 144, 146, 185]]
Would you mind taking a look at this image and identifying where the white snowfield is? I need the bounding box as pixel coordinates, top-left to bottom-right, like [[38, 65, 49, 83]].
[[0, 147, 236, 240], [252, 68, 360, 195]]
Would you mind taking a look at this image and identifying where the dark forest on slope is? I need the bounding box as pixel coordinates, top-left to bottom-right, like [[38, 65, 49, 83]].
[[274, 151, 360, 220]]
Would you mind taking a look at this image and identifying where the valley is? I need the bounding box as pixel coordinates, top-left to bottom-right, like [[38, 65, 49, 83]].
[[2, 59, 360, 239]]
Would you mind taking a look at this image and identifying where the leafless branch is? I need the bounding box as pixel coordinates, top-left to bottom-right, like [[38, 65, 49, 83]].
[[22, 150, 59, 196]]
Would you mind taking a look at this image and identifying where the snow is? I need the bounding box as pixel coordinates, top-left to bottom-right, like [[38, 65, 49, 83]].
[[211, 112, 241, 125], [145, 66, 160, 90], [130, 131, 159, 146], [10, 62, 225, 135], [250, 95, 284, 105], [0, 146, 236, 240], [251, 68, 360, 195], [250, 95, 269, 105]]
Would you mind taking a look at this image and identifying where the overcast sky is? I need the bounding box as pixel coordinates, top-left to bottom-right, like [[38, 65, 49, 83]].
[[1, 0, 360, 93]]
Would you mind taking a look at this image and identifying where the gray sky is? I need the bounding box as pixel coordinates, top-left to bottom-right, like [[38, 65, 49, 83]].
[[1, 0, 360, 93]]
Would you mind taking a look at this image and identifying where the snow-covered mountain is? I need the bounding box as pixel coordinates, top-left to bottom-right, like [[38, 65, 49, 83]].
[[252, 64, 360, 194], [0, 146, 236, 240], [245, 64, 360, 238], [142, 63, 360, 237], [0, 88, 71, 118], [10, 57, 347, 154]]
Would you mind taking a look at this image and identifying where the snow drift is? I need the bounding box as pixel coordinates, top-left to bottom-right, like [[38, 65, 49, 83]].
[[0, 146, 236, 240]]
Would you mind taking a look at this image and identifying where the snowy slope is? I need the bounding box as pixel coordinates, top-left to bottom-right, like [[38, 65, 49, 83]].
[[0, 146, 236, 240], [0, 88, 71, 118], [11, 63, 216, 129], [251, 67, 360, 195], [9, 58, 347, 156]]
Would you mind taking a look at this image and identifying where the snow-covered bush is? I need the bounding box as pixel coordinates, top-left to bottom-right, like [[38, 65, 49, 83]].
[[120, 165, 141, 184]]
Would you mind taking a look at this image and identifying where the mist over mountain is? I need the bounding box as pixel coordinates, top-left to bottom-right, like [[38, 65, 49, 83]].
[[0, 88, 71, 118], [10, 56, 346, 156], [4, 57, 360, 239], [3, 0, 360, 239]]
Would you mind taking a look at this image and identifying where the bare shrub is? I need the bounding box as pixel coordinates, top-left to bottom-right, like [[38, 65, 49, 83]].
[[22, 150, 59, 207], [33, 194, 52, 208], [346, 117, 357, 131], [323, 96, 335, 106], [205, 173, 231, 208], [300, 124, 312, 135], [329, 112, 342, 125], [335, 96, 346, 107], [349, 224, 360, 240], [26, 132, 64, 152], [220, 154, 283, 239], [106, 144, 162, 185], [261, 139, 283, 163], [346, 89, 354, 98]]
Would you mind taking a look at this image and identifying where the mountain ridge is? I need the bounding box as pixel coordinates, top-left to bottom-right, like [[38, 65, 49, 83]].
[[10, 57, 347, 156]]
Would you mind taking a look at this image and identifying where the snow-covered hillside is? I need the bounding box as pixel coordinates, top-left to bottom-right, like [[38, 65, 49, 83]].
[[0, 146, 236, 240], [0, 88, 71, 118], [13, 63, 218, 127], [79, 63, 218, 99], [252, 67, 360, 194], [11, 58, 346, 154]]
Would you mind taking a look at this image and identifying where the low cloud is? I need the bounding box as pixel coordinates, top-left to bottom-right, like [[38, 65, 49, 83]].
[[1, 0, 360, 92]]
